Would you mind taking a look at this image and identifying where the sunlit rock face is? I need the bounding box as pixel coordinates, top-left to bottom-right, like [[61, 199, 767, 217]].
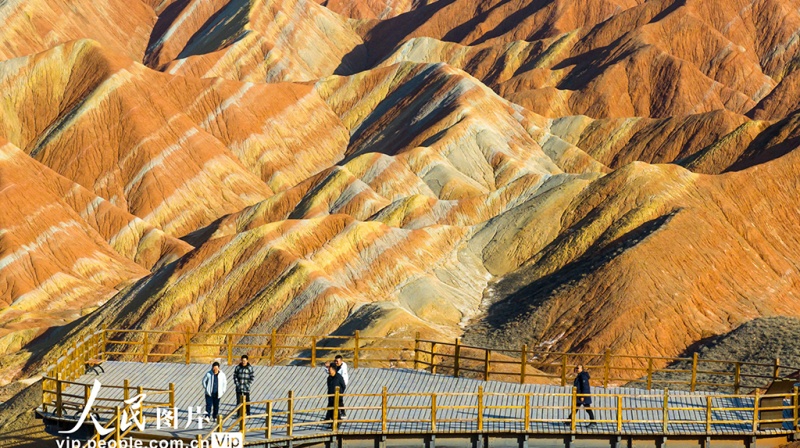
[[2, 0, 800, 384]]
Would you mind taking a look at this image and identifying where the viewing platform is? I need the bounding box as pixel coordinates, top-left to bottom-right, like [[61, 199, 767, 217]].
[[37, 329, 800, 447]]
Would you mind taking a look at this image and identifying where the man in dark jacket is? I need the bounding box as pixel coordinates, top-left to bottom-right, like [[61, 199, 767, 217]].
[[233, 355, 255, 415], [566, 364, 595, 427], [324, 364, 346, 426]]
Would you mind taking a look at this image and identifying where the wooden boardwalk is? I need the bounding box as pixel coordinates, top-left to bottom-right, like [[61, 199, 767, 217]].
[[52, 361, 796, 445]]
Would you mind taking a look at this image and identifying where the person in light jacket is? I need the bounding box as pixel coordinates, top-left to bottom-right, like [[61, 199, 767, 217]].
[[202, 361, 227, 421]]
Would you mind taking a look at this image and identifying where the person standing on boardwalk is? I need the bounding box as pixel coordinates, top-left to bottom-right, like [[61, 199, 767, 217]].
[[324, 364, 347, 427], [566, 364, 596, 427], [202, 361, 227, 421], [324, 355, 349, 417], [234, 355, 255, 415]]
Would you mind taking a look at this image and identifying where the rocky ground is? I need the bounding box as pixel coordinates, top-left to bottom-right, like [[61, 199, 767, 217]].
[[0, 382, 55, 448], [646, 317, 800, 392]]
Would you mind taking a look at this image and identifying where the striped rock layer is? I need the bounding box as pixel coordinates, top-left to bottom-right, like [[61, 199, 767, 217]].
[[1, 0, 800, 385]]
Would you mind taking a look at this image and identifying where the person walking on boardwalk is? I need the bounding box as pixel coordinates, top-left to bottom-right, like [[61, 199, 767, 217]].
[[202, 361, 227, 421], [324, 364, 346, 427], [234, 355, 255, 415], [323, 355, 349, 417], [566, 364, 595, 427]]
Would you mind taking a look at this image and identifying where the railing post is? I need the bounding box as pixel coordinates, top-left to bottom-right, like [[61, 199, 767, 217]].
[[477, 386, 484, 431], [217, 415, 223, 432], [169, 383, 175, 408], [690, 353, 699, 392], [311, 336, 317, 366], [793, 387, 798, 433], [454, 338, 461, 378], [431, 342, 437, 374], [288, 390, 294, 437], [706, 396, 712, 434], [753, 390, 760, 433], [430, 393, 437, 432], [266, 401, 273, 439], [662, 388, 669, 434], [333, 386, 340, 432], [524, 394, 531, 430], [646, 358, 654, 390], [381, 387, 388, 432], [484, 349, 491, 381], [734, 362, 741, 394], [71, 342, 78, 378], [570, 386, 577, 432], [101, 324, 108, 360], [603, 350, 611, 388], [84, 384, 90, 407], [616, 395, 623, 433], [226, 334, 233, 366], [196, 435, 202, 446], [270, 329, 277, 366], [354, 330, 360, 369], [520, 344, 527, 385], [773, 358, 781, 380], [561, 356, 568, 387], [414, 332, 421, 370], [240, 395, 247, 435], [124, 379, 130, 402], [185, 331, 191, 365], [143, 332, 149, 364], [55, 373, 63, 418], [115, 406, 122, 444]]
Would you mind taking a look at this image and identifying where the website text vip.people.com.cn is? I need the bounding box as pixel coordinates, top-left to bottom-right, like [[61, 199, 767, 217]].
[[56, 433, 244, 448]]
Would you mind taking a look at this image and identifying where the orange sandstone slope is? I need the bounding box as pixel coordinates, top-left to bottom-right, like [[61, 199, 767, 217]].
[[466, 152, 800, 361], [0, 0, 156, 60], [57, 61, 603, 355], [371, 0, 799, 119], [58, 62, 800, 375], [0, 138, 191, 383], [0, 39, 357, 236], [160, 0, 368, 82], [4, 0, 800, 383]]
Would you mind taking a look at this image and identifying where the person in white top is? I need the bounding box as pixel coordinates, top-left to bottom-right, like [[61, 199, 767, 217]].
[[324, 355, 349, 417], [202, 361, 227, 421]]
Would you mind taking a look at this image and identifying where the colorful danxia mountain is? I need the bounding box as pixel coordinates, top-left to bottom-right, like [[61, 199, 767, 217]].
[[1, 0, 800, 411]]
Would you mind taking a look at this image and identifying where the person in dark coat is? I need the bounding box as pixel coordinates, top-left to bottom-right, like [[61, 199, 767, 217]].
[[233, 355, 255, 415], [566, 364, 595, 426], [324, 364, 346, 425]]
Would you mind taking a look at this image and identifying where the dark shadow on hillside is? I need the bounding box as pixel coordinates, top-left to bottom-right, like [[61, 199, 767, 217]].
[[471, 210, 679, 340], [648, 0, 686, 24], [181, 215, 225, 247], [144, 0, 192, 67], [442, 0, 516, 44], [175, 0, 251, 60], [469, 0, 550, 45], [724, 115, 800, 172], [359, 0, 457, 67]]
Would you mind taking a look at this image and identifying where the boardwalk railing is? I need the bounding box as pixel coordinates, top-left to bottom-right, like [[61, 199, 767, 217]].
[[40, 329, 174, 420], [414, 339, 800, 393], [194, 386, 800, 444], [40, 327, 800, 432]]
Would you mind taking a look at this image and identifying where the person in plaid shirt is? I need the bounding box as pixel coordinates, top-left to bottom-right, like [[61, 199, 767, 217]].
[[234, 355, 255, 415]]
